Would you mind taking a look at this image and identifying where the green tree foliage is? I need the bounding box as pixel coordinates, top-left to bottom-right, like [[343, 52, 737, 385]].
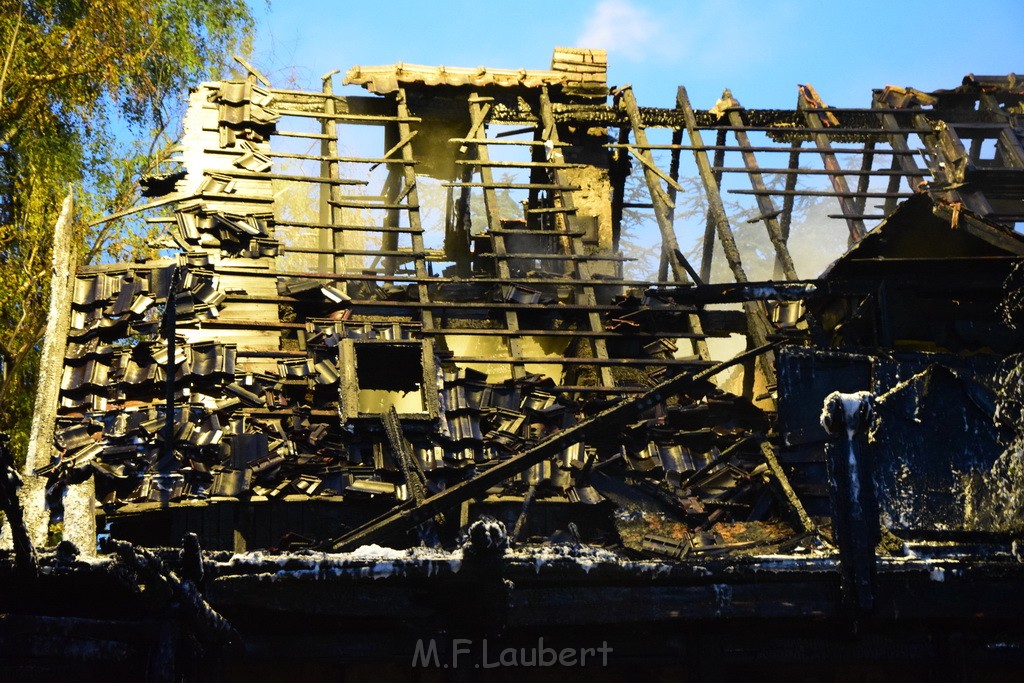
[[0, 0, 253, 457]]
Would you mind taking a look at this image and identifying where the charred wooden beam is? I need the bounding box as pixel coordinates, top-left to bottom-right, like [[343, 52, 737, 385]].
[[729, 188, 912, 199], [725, 107, 799, 280], [538, 86, 617, 387], [676, 87, 748, 284], [676, 87, 777, 393], [617, 86, 710, 361], [875, 105, 929, 197], [0, 436, 36, 577], [318, 72, 343, 274], [607, 143, 924, 155], [699, 130, 728, 284], [777, 139, 803, 279], [760, 441, 816, 534], [393, 88, 435, 332], [798, 85, 867, 244], [660, 117, 692, 281], [617, 87, 693, 284], [711, 166, 919, 177]]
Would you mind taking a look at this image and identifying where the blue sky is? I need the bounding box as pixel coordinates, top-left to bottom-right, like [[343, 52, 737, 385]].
[[248, 0, 1023, 110], [237, 0, 1023, 281]]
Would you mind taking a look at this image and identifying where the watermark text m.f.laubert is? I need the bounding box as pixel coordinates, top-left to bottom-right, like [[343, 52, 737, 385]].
[[412, 638, 613, 669]]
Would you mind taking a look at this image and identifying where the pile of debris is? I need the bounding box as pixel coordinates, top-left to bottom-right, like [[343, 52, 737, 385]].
[[48, 265, 783, 552]]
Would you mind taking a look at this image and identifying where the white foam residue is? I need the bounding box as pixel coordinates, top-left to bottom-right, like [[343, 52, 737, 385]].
[[505, 544, 683, 577], [847, 443, 862, 516], [347, 544, 411, 560], [821, 391, 872, 518], [72, 554, 115, 568], [215, 545, 465, 580], [506, 543, 624, 575], [748, 555, 839, 570]]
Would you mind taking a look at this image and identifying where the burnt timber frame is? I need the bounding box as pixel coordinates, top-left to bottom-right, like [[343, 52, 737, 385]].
[[17, 63, 1024, 564], [6, 53, 1024, 680]]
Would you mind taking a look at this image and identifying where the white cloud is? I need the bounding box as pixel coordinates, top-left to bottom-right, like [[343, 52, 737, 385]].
[[575, 0, 679, 62]]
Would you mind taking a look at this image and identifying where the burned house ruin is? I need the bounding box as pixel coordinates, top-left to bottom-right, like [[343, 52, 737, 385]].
[[3, 50, 1024, 679]]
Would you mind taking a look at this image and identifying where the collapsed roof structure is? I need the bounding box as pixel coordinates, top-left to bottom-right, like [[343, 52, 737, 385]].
[[3, 49, 1024, 679]]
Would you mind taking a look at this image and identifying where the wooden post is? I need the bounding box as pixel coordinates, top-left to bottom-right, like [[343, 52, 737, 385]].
[[618, 87, 697, 284], [319, 71, 341, 274], [676, 87, 750, 284], [617, 86, 710, 361], [22, 191, 95, 553], [798, 84, 867, 245]]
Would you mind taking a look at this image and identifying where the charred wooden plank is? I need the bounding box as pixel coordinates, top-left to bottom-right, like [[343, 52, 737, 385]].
[[760, 441, 816, 534]]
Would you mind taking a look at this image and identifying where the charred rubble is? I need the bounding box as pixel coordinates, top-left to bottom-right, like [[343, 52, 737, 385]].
[[3, 50, 1024, 678]]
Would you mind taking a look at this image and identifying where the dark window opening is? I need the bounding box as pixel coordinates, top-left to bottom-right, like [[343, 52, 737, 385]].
[[354, 342, 427, 414]]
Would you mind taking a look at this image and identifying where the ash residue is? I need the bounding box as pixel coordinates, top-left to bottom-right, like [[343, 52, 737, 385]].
[[968, 261, 1024, 532], [968, 355, 1024, 531], [997, 260, 1024, 331]]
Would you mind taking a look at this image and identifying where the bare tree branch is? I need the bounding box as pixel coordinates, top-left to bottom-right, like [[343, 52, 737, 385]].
[[0, 3, 23, 104]]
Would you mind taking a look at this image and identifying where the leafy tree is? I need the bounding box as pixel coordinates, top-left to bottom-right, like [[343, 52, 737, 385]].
[[0, 0, 253, 457], [618, 164, 845, 283], [469, 172, 524, 233], [618, 170, 710, 282]]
